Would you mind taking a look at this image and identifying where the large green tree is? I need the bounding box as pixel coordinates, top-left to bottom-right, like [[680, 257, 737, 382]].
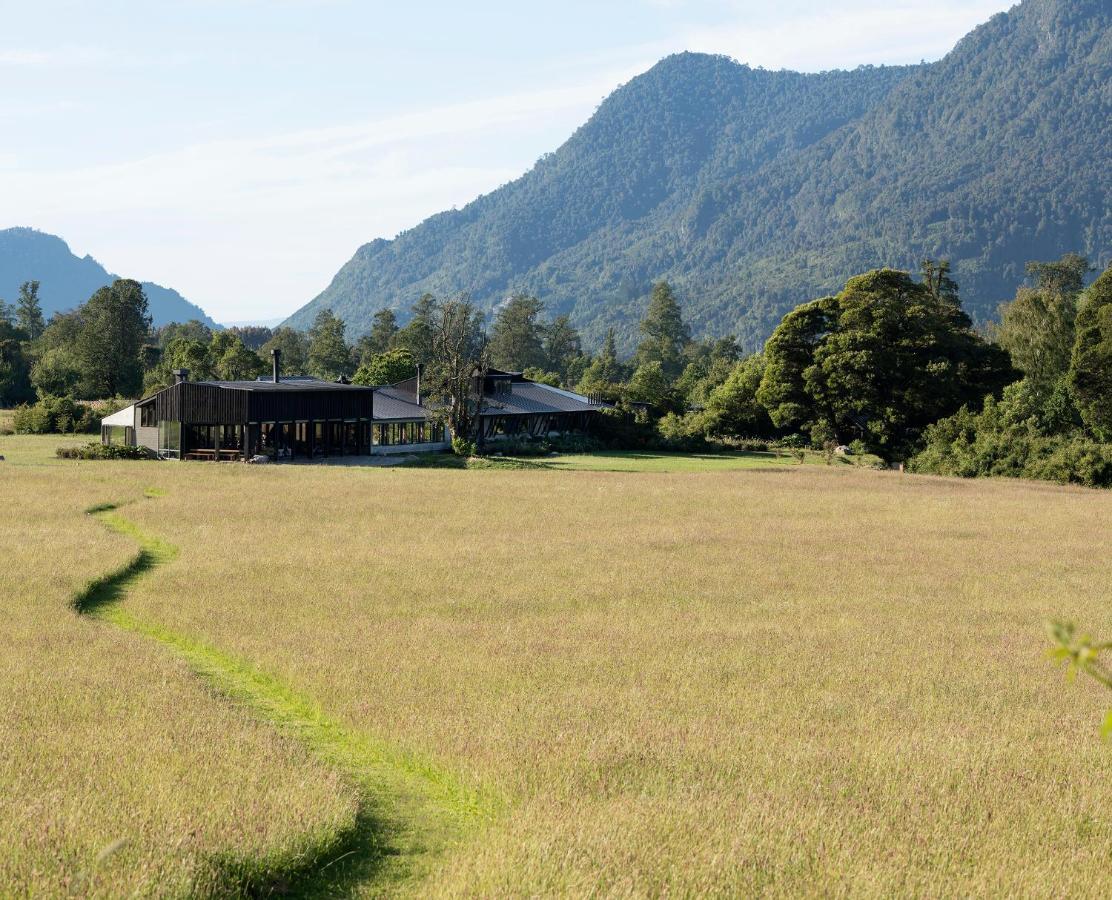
[[759, 269, 1013, 455], [489, 295, 547, 371], [210, 332, 265, 381], [75, 279, 151, 398], [1069, 264, 1112, 441], [704, 355, 776, 438], [352, 347, 417, 386], [635, 281, 690, 379], [307, 309, 353, 380]]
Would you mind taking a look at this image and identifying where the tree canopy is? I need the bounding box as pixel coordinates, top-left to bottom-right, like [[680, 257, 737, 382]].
[[307, 309, 352, 380], [1069, 264, 1112, 441], [758, 269, 1013, 454]]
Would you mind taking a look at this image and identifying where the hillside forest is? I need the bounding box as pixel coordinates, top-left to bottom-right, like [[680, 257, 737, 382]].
[[4, 252, 1112, 487]]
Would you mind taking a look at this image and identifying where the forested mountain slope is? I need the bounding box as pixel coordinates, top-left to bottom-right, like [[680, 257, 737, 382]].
[[0, 228, 217, 328], [287, 0, 1111, 350]]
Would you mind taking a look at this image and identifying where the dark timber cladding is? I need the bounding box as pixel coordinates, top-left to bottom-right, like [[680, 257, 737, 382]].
[[152, 380, 375, 424]]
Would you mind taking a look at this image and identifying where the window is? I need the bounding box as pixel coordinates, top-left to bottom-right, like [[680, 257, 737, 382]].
[[157, 420, 180, 458], [140, 404, 155, 428]]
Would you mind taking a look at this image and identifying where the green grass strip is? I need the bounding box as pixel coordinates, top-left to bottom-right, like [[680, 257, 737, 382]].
[[76, 495, 500, 897]]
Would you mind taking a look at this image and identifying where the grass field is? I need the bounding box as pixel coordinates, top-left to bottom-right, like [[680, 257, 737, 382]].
[[2, 432, 1109, 896]]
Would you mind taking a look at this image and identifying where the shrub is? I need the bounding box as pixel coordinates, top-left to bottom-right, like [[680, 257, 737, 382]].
[[451, 436, 476, 457], [13, 396, 99, 434], [56, 442, 153, 461]]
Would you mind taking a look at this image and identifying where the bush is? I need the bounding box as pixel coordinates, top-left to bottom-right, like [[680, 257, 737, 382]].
[[451, 436, 476, 457], [656, 412, 712, 451], [56, 442, 153, 461], [910, 393, 1112, 488], [13, 395, 99, 434]]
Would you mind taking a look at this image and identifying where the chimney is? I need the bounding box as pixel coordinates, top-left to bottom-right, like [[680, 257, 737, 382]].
[[271, 348, 281, 384], [172, 368, 189, 384], [415, 362, 424, 406]]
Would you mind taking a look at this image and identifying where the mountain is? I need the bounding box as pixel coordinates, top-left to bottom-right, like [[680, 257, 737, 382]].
[[287, 0, 1112, 351], [0, 228, 217, 329]]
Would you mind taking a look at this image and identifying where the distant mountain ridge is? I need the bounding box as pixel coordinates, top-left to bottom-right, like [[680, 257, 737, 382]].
[[0, 228, 217, 329], [286, 0, 1111, 351]]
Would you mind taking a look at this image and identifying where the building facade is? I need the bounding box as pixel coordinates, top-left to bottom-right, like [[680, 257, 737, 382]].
[[101, 365, 605, 461]]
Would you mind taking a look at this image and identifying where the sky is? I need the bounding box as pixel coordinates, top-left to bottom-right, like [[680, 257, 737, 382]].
[[1, 0, 1015, 324]]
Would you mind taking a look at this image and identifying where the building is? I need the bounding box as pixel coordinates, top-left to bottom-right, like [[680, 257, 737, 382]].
[[101, 355, 606, 461]]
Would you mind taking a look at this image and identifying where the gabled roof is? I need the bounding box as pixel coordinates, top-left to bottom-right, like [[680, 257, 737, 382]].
[[373, 386, 433, 421], [481, 381, 606, 416]]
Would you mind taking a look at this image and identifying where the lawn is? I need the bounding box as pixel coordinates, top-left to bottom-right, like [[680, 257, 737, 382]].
[[2, 435, 1109, 896], [527, 447, 872, 472]]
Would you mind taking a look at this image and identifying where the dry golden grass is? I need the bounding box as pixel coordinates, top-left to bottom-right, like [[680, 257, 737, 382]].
[[3, 433, 1110, 896], [0, 456, 359, 897]]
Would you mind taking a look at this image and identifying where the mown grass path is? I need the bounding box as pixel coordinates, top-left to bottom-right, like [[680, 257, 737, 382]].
[[76, 492, 499, 897]]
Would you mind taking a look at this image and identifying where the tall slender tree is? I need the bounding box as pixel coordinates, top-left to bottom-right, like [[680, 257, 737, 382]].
[[636, 281, 690, 380], [489, 295, 547, 371], [15, 281, 45, 340], [307, 309, 353, 380]]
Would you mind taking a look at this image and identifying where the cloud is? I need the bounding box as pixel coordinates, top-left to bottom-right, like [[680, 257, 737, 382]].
[[2, 74, 623, 320], [676, 1, 1013, 71]]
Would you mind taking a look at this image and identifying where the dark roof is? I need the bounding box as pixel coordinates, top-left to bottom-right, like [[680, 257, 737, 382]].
[[481, 382, 605, 416], [373, 386, 433, 421], [197, 378, 375, 394]]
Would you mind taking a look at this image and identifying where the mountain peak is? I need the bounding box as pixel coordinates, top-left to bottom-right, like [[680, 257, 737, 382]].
[[284, 0, 1110, 350], [0, 227, 217, 328]]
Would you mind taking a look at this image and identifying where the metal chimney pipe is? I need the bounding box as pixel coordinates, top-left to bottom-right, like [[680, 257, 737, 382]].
[[415, 362, 424, 406], [172, 368, 189, 384], [271, 348, 281, 384]]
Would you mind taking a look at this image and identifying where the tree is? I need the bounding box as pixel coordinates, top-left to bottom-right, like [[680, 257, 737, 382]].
[[1069, 263, 1112, 441], [75, 279, 151, 398], [996, 254, 1091, 385], [156, 319, 213, 347], [307, 309, 352, 380], [210, 332, 265, 381], [920, 259, 960, 307], [30, 347, 82, 397], [625, 361, 673, 410], [395, 294, 438, 363], [15, 281, 45, 341], [226, 325, 273, 350], [489, 295, 547, 371], [424, 297, 489, 444], [759, 269, 1013, 455], [0, 338, 33, 405], [704, 355, 776, 438], [154, 338, 215, 387], [756, 296, 838, 433], [368, 309, 399, 355], [352, 348, 417, 386], [576, 328, 624, 395], [542, 314, 582, 383], [521, 367, 561, 386], [261, 327, 309, 375], [635, 281, 690, 380]]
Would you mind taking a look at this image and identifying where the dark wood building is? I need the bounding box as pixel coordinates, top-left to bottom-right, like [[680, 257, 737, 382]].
[[103, 365, 603, 462]]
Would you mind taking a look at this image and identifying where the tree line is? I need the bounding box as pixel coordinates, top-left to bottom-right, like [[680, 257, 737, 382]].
[[4, 253, 1112, 489]]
